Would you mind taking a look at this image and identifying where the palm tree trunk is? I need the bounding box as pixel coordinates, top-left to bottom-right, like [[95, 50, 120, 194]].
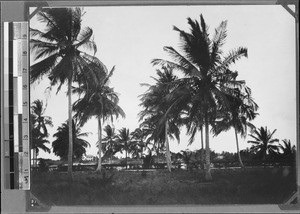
[[67, 75, 73, 178], [33, 148, 37, 168], [96, 117, 102, 172], [165, 121, 172, 172], [125, 144, 128, 169], [200, 126, 205, 170], [234, 128, 244, 168], [204, 114, 212, 181]]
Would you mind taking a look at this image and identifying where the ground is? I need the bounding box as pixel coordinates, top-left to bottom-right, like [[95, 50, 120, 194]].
[[31, 167, 296, 205]]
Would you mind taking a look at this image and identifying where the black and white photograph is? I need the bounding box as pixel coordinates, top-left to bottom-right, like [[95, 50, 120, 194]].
[[28, 4, 297, 206]]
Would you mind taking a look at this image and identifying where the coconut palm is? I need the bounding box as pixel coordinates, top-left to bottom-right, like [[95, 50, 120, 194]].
[[248, 126, 280, 161], [130, 128, 147, 159], [102, 125, 119, 163], [31, 100, 53, 136], [152, 15, 248, 180], [73, 64, 125, 172], [52, 119, 90, 161], [30, 8, 99, 176], [279, 139, 296, 157], [30, 100, 53, 166], [115, 128, 134, 169], [181, 150, 193, 171], [139, 67, 185, 172], [279, 139, 296, 165], [213, 86, 258, 167]]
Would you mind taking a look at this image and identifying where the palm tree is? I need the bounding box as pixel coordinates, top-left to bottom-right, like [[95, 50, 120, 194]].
[[181, 150, 193, 171], [248, 126, 280, 161], [139, 67, 184, 172], [52, 119, 90, 161], [102, 125, 119, 163], [130, 128, 147, 159], [213, 86, 258, 167], [73, 64, 125, 172], [31, 99, 53, 166], [30, 8, 99, 176], [279, 139, 296, 165], [31, 100, 53, 136], [280, 139, 296, 156], [115, 128, 133, 169], [152, 15, 248, 180]]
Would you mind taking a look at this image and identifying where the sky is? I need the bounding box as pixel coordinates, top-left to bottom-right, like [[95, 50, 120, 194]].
[[29, 5, 297, 160]]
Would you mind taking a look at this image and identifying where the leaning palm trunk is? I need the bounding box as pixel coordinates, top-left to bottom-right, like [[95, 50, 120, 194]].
[[234, 128, 244, 168], [96, 117, 102, 172], [165, 121, 172, 172], [67, 75, 73, 178], [204, 115, 212, 181]]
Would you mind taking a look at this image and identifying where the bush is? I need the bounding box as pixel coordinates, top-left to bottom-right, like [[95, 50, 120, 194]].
[[38, 158, 49, 172]]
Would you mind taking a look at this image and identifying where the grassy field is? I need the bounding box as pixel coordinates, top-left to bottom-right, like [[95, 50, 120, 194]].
[[31, 167, 297, 205]]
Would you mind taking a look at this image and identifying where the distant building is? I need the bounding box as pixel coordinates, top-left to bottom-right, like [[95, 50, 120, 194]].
[[82, 155, 97, 162]]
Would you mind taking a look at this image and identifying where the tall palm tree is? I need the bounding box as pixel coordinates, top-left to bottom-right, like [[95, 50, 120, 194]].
[[152, 15, 248, 180], [213, 86, 258, 167], [31, 99, 53, 166], [73, 64, 125, 172], [130, 128, 147, 159], [102, 125, 119, 163], [248, 126, 280, 161], [30, 8, 99, 176], [31, 100, 53, 136], [52, 119, 90, 161], [139, 67, 185, 172], [116, 128, 133, 169]]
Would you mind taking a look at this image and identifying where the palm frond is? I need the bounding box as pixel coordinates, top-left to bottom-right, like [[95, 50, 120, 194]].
[[30, 53, 60, 83]]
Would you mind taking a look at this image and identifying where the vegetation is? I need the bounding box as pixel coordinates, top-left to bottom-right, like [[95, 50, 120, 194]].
[[30, 8, 99, 177], [30, 8, 296, 206], [139, 66, 183, 172], [52, 119, 90, 161], [31, 167, 296, 205], [213, 86, 258, 167], [72, 61, 125, 172], [150, 15, 249, 180], [31, 99, 53, 155], [248, 126, 280, 161], [31, 100, 53, 167]]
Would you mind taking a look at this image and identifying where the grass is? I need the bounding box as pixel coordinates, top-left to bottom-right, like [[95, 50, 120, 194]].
[[31, 167, 297, 205]]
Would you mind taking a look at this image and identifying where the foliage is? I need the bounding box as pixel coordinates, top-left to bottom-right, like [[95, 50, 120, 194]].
[[115, 128, 134, 168], [139, 66, 183, 145], [151, 14, 249, 180], [52, 119, 90, 161], [72, 65, 125, 127], [72, 58, 125, 172], [38, 158, 49, 172], [31, 99, 53, 155], [212, 86, 259, 167], [102, 125, 119, 161], [30, 7, 99, 87], [278, 139, 296, 165], [248, 126, 280, 161], [142, 151, 155, 169], [139, 66, 185, 171], [30, 7, 100, 175]]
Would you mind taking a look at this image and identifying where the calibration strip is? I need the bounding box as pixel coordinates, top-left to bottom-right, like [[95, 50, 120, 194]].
[[3, 22, 30, 190]]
